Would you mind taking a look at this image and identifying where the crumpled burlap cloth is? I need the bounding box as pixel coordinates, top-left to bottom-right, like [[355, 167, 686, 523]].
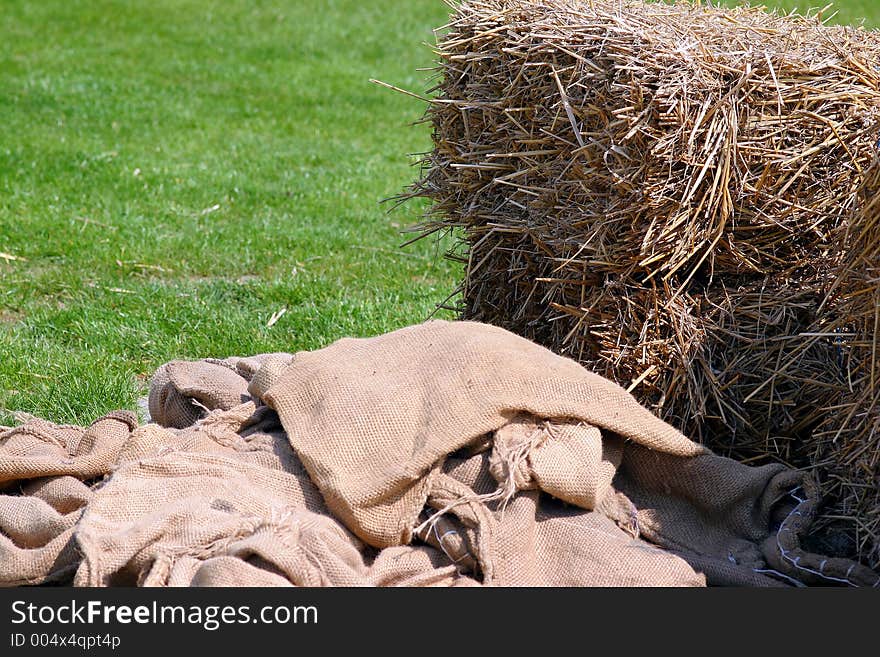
[[2, 320, 877, 587]]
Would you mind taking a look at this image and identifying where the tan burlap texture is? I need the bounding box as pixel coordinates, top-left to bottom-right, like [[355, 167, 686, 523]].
[[2, 320, 877, 587]]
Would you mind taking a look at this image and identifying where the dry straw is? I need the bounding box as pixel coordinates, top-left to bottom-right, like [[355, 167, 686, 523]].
[[402, 0, 880, 566]]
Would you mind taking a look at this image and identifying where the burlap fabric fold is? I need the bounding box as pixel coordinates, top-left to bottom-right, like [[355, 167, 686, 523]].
[[0, 411, 137, 585], [148, 353, 293, 428]]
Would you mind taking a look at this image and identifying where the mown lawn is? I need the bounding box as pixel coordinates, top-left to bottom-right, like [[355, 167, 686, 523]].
[[1, 0, 878, 425], [0, 0, 457, 424], [727, 0, 880, 25]]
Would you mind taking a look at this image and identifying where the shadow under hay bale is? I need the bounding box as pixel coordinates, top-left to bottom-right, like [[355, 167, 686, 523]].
[[405, 0, 880, 567]]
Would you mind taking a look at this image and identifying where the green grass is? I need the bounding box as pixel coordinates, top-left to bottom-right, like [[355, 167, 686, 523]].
[[722, 0, 880, 25], [0, 0, 458, 425], [1, 0, 878, 426]]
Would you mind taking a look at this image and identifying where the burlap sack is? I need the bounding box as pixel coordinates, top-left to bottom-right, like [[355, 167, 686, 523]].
[[75, 418, 479, 587], [74, 399, 348, 586], [260, 320, 700, 546], [258, 319, 879, 587], [0, 477, 92, 586], [147, 353, 293, 429], [3, 319, 878, 587], [155, 539, 481, 586], [1, 399, 480, 587], [0, 412, 137, 586], [0, 411, 136, 485], [117, 402, 314, 482], [367, 545, 481, 587], [163, 556, 296, 587], [73, 450, 368, 586], [432, 451, 708, 586]]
